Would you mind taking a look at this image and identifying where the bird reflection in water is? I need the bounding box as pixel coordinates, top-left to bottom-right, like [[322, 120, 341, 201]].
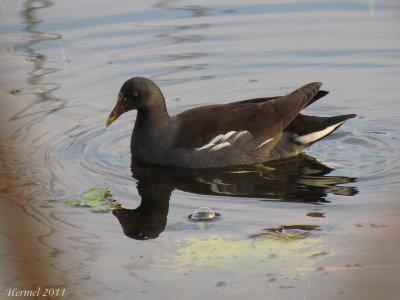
[[113, 154, 357, 240]]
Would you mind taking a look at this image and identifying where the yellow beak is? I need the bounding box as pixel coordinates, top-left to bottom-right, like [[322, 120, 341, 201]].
[[106, 97, 124, 127], [106, 115, 117, 127]]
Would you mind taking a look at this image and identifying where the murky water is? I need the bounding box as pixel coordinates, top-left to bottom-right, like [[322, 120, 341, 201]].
[[1, 0, 400, 299]]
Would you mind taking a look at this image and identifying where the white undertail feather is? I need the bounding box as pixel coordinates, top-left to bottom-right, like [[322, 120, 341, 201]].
[[294, 121, 345, 144]]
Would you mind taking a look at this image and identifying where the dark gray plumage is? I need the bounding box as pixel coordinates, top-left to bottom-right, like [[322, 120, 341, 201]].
[[106, 77, 356, 168]]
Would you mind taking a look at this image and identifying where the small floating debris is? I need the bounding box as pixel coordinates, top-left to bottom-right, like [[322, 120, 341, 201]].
[[9, 88, 23, 95], [250, 224, 320, 240], [188, 206, 221, 221], [66, 187, 121, 212], [225, 165, 276, 174], [307, 212, 326, 218], [225, 170, 258, 174], [310, 251, 330, 257]]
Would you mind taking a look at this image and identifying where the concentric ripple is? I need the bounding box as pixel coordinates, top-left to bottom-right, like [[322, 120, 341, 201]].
[[41, 118, 135, 198], [309, 128, 400, 190], [343, 131, 400, 184]]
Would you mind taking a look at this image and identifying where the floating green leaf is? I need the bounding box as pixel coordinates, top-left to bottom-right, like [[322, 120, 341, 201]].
[[66, 188, 121, 212], [10, 88, 23, 95]]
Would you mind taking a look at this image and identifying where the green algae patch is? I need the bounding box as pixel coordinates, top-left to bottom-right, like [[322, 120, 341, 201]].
[[66, 188, 121, 212], [158, 232, 325, 275]]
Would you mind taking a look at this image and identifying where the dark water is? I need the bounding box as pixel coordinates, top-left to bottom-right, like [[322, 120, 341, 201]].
[[1, 0, 400, 299]]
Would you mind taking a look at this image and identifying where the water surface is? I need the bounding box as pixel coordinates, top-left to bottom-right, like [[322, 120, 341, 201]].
[[1, 0, 400, 299]]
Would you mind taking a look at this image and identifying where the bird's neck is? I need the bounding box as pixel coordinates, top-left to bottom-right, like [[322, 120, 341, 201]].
[[133, 96, 171, 143], [136, 103, 170, 128], [131, 101, 173, 163]]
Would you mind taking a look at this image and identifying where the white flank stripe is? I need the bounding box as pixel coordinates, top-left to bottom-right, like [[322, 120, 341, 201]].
[[208, 134, 224, 145], [196, 142, 215, 151], [257, 138, 274, 148], [232, 131, 250, 143], [221, 131, 237, 141], [294, 122, 345, 144], [211, 142, 231, 151], [196, 130, 253, 152], [196, 134, 223, 151]]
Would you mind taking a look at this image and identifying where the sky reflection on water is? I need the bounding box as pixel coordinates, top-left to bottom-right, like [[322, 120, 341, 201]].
[[1, 0, 400, 299]]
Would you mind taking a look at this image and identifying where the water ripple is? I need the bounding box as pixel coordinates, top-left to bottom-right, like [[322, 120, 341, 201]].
[[314, 130, 400, 189], [42, 120, 133, 195]]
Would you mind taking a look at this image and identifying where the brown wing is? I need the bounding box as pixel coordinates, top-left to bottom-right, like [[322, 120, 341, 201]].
[[234, 89, 328, 106], [173, 82, 322, 148]]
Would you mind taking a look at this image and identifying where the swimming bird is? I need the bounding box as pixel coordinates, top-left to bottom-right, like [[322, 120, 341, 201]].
[[106, 77, 356, 168]]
